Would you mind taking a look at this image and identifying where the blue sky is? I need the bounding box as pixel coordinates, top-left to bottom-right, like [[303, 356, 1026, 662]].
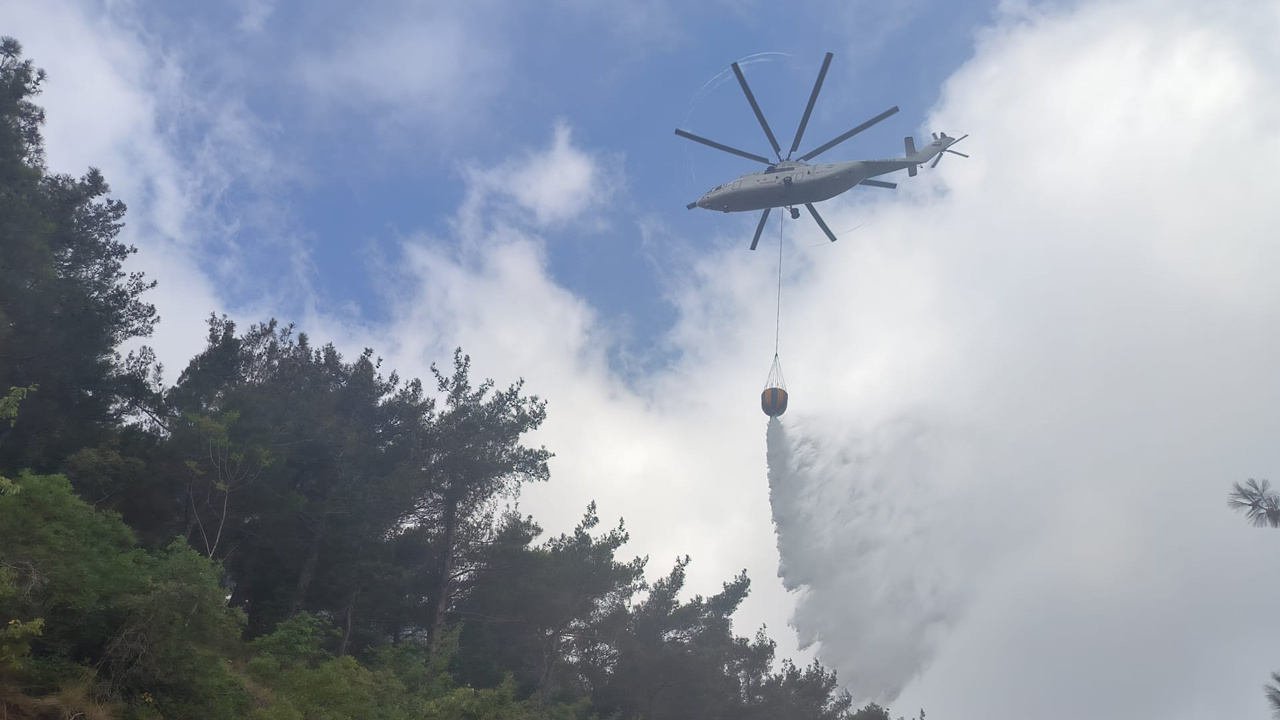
[[107, 0, 1002, 353], [9, 1, 1280, 717]]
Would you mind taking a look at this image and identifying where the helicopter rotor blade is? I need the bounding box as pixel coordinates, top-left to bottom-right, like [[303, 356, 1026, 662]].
[[860, 179, 897, 189], [750, 207, 772, 251], [945, 149, 969, 158], [788, 52, 833, 160], [798, 106, 900, 162], [674, 129, 774, 165], [732, 61, 783, 161], [805, 203, 837, 243]]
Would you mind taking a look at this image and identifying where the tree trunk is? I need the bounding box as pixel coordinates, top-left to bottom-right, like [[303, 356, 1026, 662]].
[[538, 617, 575, 704], [290, 513, 327, 615], [337, 587, 359, 657], [183, 489, 201, 543], [426, 499, 458, 657], [537, 635, 560, 704]]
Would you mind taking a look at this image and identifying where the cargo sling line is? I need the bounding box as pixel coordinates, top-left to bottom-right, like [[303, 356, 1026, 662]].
[[774, 211, 783, 357], [761, 212, 788, 416], [764, 211, 785, 394]]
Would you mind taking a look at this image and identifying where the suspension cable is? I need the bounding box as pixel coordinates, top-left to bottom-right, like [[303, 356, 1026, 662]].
[[774, 209, 784, 356]]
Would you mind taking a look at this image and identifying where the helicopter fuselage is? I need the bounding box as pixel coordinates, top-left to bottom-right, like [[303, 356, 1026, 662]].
[[675, 50, 967, 247], [695, 158, 913, 213]]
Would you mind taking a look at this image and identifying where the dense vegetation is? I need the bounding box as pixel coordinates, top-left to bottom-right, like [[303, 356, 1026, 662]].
[[0, 38, 925, 719]]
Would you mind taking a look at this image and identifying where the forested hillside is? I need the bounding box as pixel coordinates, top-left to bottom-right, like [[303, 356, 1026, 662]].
[[0, 38, 920, 720]]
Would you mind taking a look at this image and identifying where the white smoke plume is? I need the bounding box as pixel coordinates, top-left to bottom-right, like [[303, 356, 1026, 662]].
[[766, 414, 975, 703]]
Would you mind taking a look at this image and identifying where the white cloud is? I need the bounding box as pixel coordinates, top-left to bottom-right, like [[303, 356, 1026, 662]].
[[462, 121, 621, 230], [3, 0, 295, 378], [237, 0, 275, 34], [294, 2, 508, 133], [751, 0, 1280, 714], [297, 119, 802, 662], [3, 0, 223, 372], [287, 0, 752, 141], [304, 218, 780, 597]]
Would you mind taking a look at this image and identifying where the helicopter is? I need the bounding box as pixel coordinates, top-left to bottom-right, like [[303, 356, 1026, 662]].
[[676, 52, 969, 250]]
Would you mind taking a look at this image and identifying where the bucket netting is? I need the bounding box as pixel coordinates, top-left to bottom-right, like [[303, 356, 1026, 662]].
[[764, 353, 786, 391]]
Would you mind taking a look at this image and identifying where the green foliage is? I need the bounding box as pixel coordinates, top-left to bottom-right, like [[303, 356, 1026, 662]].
[[423, 678, 586, 720], [0, 385, 36, 428], [62, 443, 147, 506], [250, 654, 384, 720], [0, 617, 43, 673], [0, 471, 141, 659], [850, 703, 891, 720], [417, 350, 553, 654], [0, 472, 249, 716], [0, 547, 42, 676], [104, 540, 249, 716], [371, 641, 453, 699], [248, 614, 438, 720], [180, 410, 275, 557], [250, 612, 340, 671], [454, 505, 645, 702], [580, 556, 758, 720], [0, 386, 36, 492], [0, 38, 158, 476], [161, 317, 442, 639], [733, 629, 856, 720], [0, 37, 46, 163]]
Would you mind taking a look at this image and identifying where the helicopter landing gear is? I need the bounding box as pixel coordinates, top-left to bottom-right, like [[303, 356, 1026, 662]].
[[788, 206, 800, 220]]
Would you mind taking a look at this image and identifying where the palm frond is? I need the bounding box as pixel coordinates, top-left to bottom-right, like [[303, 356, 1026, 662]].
[[1265, 672, 1280, 719]]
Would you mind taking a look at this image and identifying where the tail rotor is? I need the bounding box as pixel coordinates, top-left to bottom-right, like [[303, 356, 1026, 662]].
[[929, 132, 970, 169]]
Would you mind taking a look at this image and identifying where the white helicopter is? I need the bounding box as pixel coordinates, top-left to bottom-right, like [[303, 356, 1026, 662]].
[[677, 52, 968, 249]]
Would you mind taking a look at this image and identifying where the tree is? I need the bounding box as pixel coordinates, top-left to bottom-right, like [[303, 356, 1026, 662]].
[[576, 556, 753, 720], [0, 37, 45, 166], [180, 411, 274, 558], [453, 504, 646, 703], [849, 704, 890, 720], [1229, 478, 1280, 528], [0, 38, 159, 475], [1267, 672, 1280, 720], [164, 317, 436, 642], [416, 350, 551, 657], [1228, 478, 1280, 718], [0, 472, 249, 717], [730, 627, 862, 720]]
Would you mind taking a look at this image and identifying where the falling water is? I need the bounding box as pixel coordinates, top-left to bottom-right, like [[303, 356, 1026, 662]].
[[766, 415, 968, 703]]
